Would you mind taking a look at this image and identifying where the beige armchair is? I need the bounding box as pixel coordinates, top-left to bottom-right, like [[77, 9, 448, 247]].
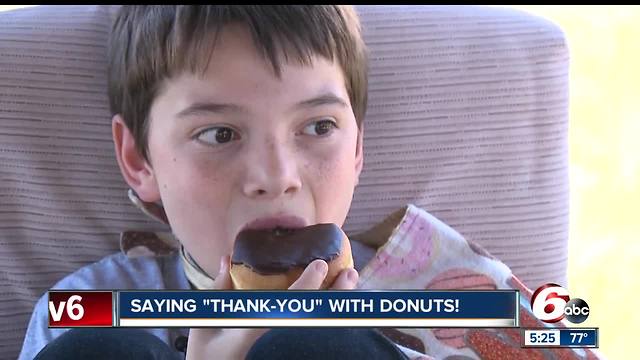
[[0, 5, 569, 359]]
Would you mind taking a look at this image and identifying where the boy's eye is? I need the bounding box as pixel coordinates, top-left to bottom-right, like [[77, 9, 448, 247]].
[[302, 119, 337, 136], [195, 127, 238, 145]]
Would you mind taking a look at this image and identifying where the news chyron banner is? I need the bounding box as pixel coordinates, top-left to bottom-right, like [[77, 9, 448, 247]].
[[48, 290, 518, 328]]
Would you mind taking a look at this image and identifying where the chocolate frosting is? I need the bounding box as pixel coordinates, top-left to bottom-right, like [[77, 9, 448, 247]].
[[231, 223, 343, 275]]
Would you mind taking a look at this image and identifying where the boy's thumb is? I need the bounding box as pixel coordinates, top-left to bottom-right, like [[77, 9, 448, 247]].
[[212, 255, 233, 290]]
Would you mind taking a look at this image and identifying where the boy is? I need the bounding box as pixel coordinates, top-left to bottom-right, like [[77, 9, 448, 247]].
[[20, 5, 413, 359]]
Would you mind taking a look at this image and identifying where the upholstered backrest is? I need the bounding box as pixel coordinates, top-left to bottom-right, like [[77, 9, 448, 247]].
[[0, 5, 569, 359]]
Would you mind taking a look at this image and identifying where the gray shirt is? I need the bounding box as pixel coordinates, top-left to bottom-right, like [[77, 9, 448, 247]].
[[18, 252, 190, 360]]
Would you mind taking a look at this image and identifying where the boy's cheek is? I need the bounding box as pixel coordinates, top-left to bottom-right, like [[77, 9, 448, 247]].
[[315, 150, 359, 185], [314, 169, 356, 225], [154, 163, 231, 229], [153, 147, 232, 187]]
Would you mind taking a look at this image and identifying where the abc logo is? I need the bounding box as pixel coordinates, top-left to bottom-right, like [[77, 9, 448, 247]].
[[531, 283, 589, 324]]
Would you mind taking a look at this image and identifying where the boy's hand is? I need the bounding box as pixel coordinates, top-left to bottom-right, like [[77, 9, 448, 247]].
[[186, 256, 359, 359], [290, 258, 359, 290]]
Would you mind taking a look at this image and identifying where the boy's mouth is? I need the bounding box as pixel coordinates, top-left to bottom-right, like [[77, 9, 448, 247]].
[[271, 227, 295, 236], [240, 215, 308, 237]]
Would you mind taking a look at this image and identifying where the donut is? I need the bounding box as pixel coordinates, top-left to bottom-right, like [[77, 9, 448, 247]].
[[230, 223, 353, 290]]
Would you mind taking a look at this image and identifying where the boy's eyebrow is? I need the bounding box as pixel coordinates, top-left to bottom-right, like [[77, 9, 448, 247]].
[[176, 102, 247, 118], [295, 93, 349, 109], [176, 93, 348, 119]]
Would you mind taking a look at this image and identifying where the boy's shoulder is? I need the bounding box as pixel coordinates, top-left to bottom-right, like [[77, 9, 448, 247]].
[[18, 252, 187, 360], [51, 251, 186, 291]]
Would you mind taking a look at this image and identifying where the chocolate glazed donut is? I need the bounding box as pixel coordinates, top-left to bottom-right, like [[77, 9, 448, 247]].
[[230, 224, 354, 290]]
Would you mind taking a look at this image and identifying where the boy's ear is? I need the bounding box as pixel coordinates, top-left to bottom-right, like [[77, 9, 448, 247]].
[[112, 114, 161, 203], [354, 126, 364, 186]]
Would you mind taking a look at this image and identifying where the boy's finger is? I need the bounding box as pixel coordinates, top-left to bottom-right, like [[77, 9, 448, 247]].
[[289, 259, 328, 290], [330, 268, 359, 290], [212, 255, 233, 290]]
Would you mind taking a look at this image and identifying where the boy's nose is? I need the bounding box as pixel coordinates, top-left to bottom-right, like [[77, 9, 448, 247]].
[[242, 139, 302, 199]]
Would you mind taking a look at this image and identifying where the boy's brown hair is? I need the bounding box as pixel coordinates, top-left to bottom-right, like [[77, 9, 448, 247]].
[[108, 5, 368, 160]]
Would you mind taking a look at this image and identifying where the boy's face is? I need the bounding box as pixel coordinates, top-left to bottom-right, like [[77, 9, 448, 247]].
[[118, 24, 363, 276]]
